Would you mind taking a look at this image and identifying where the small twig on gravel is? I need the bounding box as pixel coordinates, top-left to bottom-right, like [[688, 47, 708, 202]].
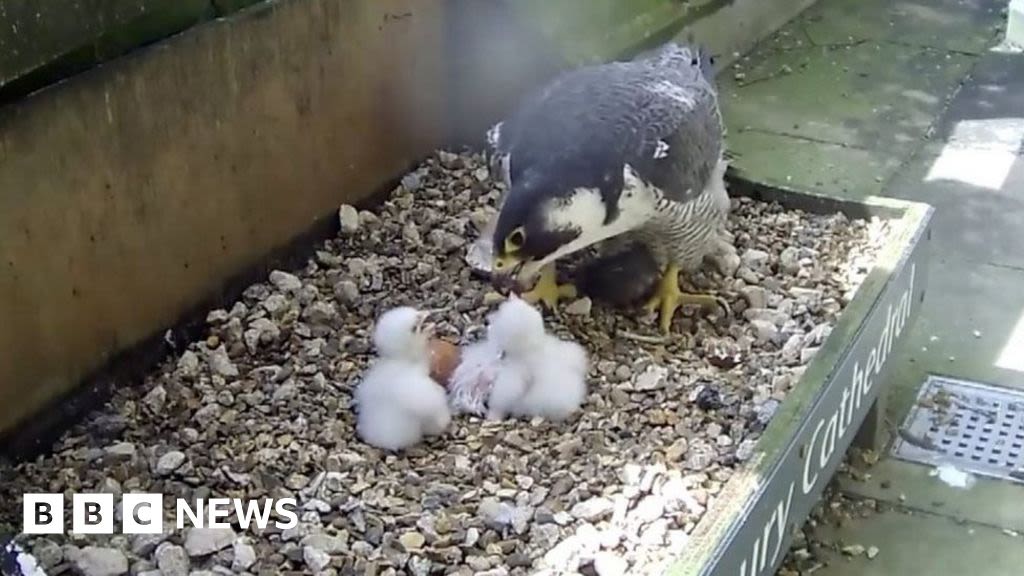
[[618, 330, 667, 345]]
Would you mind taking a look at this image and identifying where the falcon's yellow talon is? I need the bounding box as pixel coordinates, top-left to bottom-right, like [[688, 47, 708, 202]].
[[645, 264, 728, 333], [521, 264, 576, 310]]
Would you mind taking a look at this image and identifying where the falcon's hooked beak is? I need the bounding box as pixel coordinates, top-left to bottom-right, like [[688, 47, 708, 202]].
[[491, 226, 545, 285], [492, 226, 526, 275], [492, 253, 527, 280]]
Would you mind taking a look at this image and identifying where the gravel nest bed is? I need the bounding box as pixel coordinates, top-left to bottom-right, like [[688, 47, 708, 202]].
[[2, 150, 891, 576]]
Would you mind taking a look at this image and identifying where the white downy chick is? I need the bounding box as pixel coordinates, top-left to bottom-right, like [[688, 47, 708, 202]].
[[486, 295, 589, 421], [354, 307, 451, 450], [519, 335, 588, 421]]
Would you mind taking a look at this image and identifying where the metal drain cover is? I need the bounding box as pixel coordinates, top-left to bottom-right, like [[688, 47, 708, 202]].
[[892, 375, 1024, 483]]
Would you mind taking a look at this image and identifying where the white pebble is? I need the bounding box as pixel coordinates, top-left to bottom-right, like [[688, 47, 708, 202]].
[[338, 204, 360, 233], [634, 365, 668, 391], [565, 297, 593, 316], [571, 497, 615, 521]]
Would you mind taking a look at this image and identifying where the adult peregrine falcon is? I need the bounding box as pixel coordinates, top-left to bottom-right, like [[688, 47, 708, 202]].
[[487, 41, 732, 333]]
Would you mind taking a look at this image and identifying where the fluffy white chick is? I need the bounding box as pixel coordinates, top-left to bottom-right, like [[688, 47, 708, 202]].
[[354, 307, 451, 450], [486, 295, 589, 421]]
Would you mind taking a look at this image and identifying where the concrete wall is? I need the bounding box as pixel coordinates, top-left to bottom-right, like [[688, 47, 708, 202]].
[[0, 0, 817, 439], [0, 0, 265, 105], [0, 0, 447, 437]]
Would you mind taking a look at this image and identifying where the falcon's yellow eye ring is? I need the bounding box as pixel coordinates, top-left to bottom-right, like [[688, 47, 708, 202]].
[[504, 227, 526, 253]]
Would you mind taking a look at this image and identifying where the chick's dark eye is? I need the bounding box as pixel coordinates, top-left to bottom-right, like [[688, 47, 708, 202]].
[[691, 57, 699, 66]]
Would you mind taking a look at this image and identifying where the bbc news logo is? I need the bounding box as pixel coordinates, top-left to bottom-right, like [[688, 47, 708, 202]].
[[23, 494, 298, 535]]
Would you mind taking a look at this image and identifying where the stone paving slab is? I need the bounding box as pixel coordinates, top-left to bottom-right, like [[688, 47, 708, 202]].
[[726, 129, 902, 198], [837, 459, 1024, 535], [885, 141, 1024, 269], [797, 0, 1007, 55], [931, 50, 1024, 150], [722, 40, 974, 153], [808, 508, 1024, 576]]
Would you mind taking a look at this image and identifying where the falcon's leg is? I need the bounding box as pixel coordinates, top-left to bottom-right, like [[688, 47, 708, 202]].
[[521, 263, 578, 310], [644, 264, 730, 334]]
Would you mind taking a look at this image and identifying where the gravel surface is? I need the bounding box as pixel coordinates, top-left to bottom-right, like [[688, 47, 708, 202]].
[[1, 150, 890, 576]]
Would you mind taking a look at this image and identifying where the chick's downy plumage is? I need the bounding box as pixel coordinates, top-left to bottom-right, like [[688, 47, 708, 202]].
[[485, 296, 588, 422], [354, 307, 451, 451], [487, 42, 733, 331]]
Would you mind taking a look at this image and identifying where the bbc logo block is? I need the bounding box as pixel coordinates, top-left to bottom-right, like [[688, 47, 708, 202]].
[[23, 493, 164, 535], [122, 494, 164, 534], [72, 493, 113, 534], [23, 493, 297, 534], [23, 494, 64, 534]]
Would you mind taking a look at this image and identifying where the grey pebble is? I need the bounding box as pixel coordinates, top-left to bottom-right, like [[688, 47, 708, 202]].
[[155, 450, 186, 476], [231, 542, 257, 572], [67, 546, 129, 576], [303, 545, 332, 572], [269, 270, 303, 294], [333, 280, 360, 306], [154, 542, 190, 576], [184, 528, 235, 558]]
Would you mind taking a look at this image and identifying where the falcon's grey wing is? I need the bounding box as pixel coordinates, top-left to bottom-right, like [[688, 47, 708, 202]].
[[625, 52, 724, 205], [485, 42, 721, 230]]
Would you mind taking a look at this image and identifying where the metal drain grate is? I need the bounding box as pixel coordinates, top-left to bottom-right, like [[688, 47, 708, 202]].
[[892, 375, 1024, 483]]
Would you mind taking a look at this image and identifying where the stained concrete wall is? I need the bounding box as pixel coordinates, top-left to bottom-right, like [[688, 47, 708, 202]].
[[0, 0, 817, 439], [0, 0, 447, 437], [0, 0, 265, 105]]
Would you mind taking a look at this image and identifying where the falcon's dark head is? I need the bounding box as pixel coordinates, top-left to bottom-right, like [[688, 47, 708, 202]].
[[490, 162, 649, 284], [491, 168, 585, 283]]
